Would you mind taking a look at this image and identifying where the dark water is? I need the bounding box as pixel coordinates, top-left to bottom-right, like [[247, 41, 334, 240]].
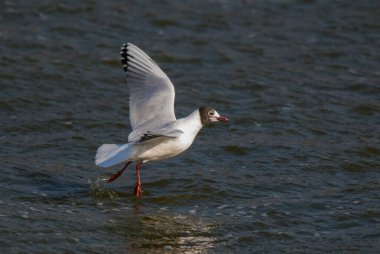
[[1, 0, 380, 253]]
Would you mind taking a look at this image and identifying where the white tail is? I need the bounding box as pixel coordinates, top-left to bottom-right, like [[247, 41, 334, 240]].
[[95, 143, 132, 168]]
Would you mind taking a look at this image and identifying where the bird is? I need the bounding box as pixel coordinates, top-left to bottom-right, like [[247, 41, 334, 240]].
[[95, 43, 229, 197]]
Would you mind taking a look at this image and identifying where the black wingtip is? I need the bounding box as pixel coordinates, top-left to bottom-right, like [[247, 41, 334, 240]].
[[120, 44, 129, 72]]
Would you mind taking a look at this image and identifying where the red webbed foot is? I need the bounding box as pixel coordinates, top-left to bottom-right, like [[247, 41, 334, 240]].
[[107, 162, 131, 183]]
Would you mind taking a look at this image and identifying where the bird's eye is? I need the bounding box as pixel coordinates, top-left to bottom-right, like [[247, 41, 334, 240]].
[[208, 111, 214, 116]]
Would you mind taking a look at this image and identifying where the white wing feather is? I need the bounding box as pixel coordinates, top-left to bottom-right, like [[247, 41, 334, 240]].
[[120, 43, 176, 131], [128, 125, 184, 143]]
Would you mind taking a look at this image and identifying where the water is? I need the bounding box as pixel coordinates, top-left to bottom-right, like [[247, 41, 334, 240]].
[[1, 0, 379, 253]]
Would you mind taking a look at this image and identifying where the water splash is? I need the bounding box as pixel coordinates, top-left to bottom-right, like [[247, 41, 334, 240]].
[[88, 175, 118, 199]]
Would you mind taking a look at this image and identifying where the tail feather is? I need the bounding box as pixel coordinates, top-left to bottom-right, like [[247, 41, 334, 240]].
[[95, 143, 132, 168]]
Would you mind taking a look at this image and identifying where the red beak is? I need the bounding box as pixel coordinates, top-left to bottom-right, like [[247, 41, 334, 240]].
[[216, 116, 229, 123]]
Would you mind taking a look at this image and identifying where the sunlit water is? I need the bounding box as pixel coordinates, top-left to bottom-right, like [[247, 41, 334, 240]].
[[1, 0, 379, 253]]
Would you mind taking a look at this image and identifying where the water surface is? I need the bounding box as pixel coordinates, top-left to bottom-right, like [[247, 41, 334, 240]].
[[1, 0, 379, 253]]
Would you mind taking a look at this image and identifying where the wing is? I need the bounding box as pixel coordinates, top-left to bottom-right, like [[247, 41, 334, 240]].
[[120, 43, 176, 131], [128, 126, 184, 144]]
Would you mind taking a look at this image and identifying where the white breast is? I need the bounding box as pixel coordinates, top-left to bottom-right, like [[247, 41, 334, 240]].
[[131, 109, 203, 163]]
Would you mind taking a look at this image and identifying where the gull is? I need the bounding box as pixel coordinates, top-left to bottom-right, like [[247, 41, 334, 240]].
[[95, 43, 229, 197]]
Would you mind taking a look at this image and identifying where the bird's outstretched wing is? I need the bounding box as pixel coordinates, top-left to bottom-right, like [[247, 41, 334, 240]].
[[120, 43, 176, 131]]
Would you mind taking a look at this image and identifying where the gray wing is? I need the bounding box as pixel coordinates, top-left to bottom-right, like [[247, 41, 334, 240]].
[[128, 126, 184, 144], [120, 43, 176, 131], [128, 120, 184, 143]]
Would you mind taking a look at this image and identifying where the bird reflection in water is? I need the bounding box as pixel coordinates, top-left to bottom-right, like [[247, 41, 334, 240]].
[[115, 213, 217, 253]]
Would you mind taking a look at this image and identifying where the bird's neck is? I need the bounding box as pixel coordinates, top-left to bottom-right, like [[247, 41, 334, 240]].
[[180, 109, 203, 135]]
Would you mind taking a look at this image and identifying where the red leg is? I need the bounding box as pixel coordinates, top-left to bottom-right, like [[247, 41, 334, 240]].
[[107, 162, 132, 183], [134, 162, 143, 197]]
